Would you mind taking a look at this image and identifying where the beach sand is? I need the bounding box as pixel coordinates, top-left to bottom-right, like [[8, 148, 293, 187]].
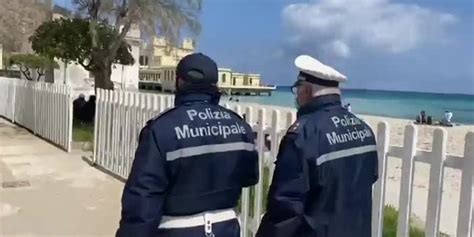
[[225, 102, 474, 235]]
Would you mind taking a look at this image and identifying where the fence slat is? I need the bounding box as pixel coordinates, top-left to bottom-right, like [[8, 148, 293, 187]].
[[93, 89, 101, 163], [252, 109, 266, 235], [269, 110, 280, 179], [54, 86, 59, 144], [117, 91, 126, 177], [397, 124, 418, 237], [124, 92, 133, 177], [67, 87, 73, 152], [95, 89, 104, 163], [457, 132, 474, 237], [105, 90, 113, 168], [425, 128, 447, 237], [372, 122, 390, 237], [112, 90, 119, 174]]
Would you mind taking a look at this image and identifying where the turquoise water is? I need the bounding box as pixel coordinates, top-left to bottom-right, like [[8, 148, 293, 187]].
[[227, 87, 474, 124]]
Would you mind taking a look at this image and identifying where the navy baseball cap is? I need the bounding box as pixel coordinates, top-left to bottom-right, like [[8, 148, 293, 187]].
[[176, 53, 218, 84]]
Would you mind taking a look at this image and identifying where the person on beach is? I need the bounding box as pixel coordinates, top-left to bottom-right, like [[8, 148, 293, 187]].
[[344, 103, 352, 112], [445, 111, 453, 123], [256, 55, 378, 237], [116, 53, 259, 237]]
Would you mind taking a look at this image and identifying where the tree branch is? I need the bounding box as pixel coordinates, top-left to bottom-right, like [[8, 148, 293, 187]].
[[20, 65, 32, 81], [109, 19, 132, 60], [115, 0, 129, 29], [36, 68, 44, 81]]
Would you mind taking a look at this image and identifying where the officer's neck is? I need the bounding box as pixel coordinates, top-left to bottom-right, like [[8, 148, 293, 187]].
[[174, 91, 221, 106], [297, 94, 342, 117]]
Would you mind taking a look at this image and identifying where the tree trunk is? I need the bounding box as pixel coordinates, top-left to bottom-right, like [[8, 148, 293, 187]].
[[93, 63, 114, 91]]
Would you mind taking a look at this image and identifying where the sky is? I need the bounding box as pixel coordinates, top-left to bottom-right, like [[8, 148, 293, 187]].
[[55, 0, 474, 94]]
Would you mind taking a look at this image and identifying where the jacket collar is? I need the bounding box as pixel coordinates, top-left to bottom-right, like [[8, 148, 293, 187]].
[[297, 94, 342, 118]]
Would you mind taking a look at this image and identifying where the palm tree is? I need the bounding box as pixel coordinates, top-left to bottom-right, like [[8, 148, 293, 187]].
[[73, 0, 202, 90]]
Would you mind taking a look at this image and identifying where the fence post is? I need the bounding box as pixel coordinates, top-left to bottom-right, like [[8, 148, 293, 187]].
[[159, 95, 165, 113], [93, 89, 102, 164], [425, 128, 447, 237], [253, 108, 266, 235], [269, 110, 280, 179], [111, 90, 119, 174], [286, 111, 296, 129], [457, 132, 474, 237], [33, 82, 37, 135], [245, 107, 254, 125], [372, 122, 390, 237], [11, 79, 16, 123], [397, 124, 418, 237]]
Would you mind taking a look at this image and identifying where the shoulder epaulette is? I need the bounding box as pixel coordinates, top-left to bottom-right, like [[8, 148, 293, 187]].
[[146, 107, 177, 125], [222, 107, 245, 121], [287, 118, 306, 134]]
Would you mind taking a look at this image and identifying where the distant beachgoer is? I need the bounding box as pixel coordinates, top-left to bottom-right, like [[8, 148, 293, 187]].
[[445, 111, 453, 123], [421, 110, 427, 124], [345, 103, 352, 112]]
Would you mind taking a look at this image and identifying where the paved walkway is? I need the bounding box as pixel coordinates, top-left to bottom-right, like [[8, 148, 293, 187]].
[[0, 118, 124, 237]]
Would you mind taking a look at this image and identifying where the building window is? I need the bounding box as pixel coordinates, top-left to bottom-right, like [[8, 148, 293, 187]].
[[139, 56, 148, 66], [233, 77, 236, 86], [222, 74, 226, 83]]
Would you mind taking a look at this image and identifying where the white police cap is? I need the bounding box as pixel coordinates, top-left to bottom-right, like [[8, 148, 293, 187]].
[[294, 55, 347, 87]]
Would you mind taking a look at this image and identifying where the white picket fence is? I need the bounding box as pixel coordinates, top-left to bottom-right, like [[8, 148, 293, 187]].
[[93, 89, 474, 237], [0, 77, 74, 151]]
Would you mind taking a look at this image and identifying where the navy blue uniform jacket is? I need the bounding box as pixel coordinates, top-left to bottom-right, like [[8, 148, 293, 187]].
[[257, 94, 378, 237], [116, 93, 259, 237]]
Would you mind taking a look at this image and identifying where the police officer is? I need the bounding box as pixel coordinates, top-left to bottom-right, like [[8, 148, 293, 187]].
[[256, 55, 378, 237], [116, 53, 259, 237]]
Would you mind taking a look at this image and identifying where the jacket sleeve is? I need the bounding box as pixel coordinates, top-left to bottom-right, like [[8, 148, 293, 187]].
[[116, 125, 169, 237], [256, 133, 310, 237]]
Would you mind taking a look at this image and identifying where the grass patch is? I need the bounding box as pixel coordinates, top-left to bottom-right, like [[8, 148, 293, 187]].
[[383, 205, 425, 237], [73, 120, 94, 142]]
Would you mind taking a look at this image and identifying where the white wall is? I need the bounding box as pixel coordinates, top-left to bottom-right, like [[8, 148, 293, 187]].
[[111, 39, 140, 91], [54, 61, 90, 85]]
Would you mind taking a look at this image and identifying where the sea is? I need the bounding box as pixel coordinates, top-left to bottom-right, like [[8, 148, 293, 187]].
[[225, 87, 474, 125]]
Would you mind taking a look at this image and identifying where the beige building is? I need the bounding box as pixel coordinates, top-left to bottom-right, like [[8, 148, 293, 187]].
[[218, 68, 232, 87], [231, 72, 245, 87], [244, 74, 260, 86], [159, 66, 177, 93], [138, 38, 274, 95], [140, 37, 194, 68]]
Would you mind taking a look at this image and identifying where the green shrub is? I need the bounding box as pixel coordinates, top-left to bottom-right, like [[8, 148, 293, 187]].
[[383, 205, 425, 237]]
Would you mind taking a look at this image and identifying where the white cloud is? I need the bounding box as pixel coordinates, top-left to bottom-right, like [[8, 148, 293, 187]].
[[282, 0, 457, 58]]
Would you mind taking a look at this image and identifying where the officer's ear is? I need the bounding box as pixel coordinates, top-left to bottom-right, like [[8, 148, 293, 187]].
[[301, 83, 313, 98], [176, 76, 185, 90]]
